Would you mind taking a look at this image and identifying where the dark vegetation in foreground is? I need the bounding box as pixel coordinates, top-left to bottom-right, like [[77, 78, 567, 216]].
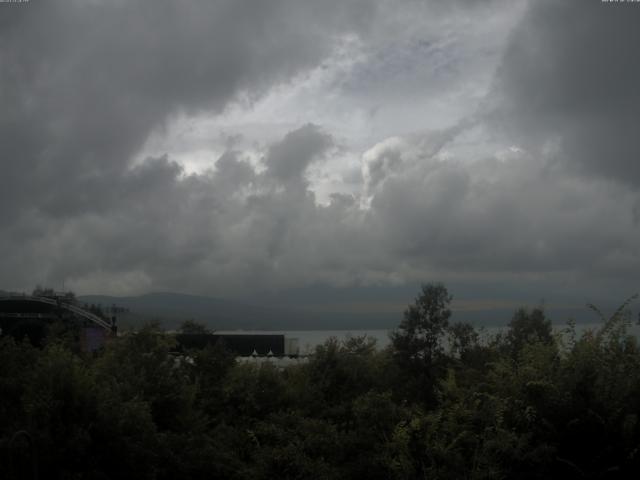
[[2, 284, 640, 479]]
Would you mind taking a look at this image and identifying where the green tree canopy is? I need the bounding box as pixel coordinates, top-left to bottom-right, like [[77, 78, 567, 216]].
[[391, 283, 452, 405]]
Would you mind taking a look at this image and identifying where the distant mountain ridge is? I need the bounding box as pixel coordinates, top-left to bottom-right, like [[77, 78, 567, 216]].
[[32, 288, 601, 331], [78, 292, 300, 330], [0, 289, 400, 330]]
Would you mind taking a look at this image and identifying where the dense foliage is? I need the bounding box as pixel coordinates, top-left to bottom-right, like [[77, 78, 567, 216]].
[[1, 284, 640, 479]]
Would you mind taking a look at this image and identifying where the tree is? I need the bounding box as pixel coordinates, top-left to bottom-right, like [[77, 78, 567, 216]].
[[448, 322, 478, 360], [392, 283, 452, 365], [391, 283, 452, 405], [178, 319, 211, 335], [505, 307, 553, 357]]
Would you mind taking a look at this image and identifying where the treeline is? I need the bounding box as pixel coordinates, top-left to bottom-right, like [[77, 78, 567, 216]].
[[1, 284, 640, 479]]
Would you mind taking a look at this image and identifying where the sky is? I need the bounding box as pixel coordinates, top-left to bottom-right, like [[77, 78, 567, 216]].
[[1, 0, 639, 321]]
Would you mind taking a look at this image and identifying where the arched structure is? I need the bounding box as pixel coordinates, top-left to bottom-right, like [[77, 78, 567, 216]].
[[0, 294, 114, 331]]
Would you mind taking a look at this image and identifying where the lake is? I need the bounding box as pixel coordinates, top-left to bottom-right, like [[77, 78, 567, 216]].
[[218, 321, 640, 354]]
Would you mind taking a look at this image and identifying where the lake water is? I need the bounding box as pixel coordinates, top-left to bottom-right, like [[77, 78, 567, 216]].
[[218, 322, 640, 355], [216, 329, 392, 354]]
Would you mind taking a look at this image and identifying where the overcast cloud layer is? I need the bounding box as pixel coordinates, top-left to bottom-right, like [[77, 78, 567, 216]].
[[1, 0, 639, 313]]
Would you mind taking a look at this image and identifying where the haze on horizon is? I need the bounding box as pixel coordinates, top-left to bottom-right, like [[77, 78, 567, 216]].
[[1, 0, 639, 321]]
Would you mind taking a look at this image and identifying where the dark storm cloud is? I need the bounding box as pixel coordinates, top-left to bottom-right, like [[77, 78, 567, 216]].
[[354, 121, 640, 291], [0, 0, 374, 292], [0, 0, 374, 216], [266, 124, 333, 184], [0, 121, 362, 294], [367, 153, 638, 277], [491, 0, 640, 185], [2, 0, 639, 306]]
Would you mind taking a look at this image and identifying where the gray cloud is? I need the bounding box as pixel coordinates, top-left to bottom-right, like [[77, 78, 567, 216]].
[[1, 0, 639, 312], [23, 126, 635, 301], [490, 0, 640, 185], [0, 0, 374, 215], [266, 124, 333, 184], [0, 0, 373, 292]]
